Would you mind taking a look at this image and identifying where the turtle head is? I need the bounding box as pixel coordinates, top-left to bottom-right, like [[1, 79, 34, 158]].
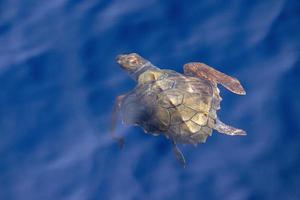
[[116, 53, 149, 74]]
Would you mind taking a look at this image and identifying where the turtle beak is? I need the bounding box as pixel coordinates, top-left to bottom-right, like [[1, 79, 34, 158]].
[[116, 54, 126, 65]]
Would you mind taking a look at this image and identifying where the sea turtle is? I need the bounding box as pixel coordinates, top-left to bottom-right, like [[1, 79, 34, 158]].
[[112, 53, 246, 166]]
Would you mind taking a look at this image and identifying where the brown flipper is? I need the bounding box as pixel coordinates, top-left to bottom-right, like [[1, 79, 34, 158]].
[[111, 95, 126, 149], [183, 62, 246, 95]]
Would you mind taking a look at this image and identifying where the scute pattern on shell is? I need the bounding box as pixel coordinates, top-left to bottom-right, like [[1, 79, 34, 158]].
[[121, 69, 221, 145]]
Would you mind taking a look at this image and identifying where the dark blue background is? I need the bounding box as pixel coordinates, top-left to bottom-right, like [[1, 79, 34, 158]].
[[0, 0, 300, 199]]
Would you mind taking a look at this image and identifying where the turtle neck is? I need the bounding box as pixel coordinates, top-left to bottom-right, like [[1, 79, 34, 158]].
[[130, 61, 159, 81]]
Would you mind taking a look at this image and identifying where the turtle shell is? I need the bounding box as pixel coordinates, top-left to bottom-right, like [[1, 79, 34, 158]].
[[121, 69, 222, 145]]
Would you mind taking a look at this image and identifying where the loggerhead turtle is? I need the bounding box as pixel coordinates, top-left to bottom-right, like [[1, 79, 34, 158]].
[[112, 53, 246, 166]]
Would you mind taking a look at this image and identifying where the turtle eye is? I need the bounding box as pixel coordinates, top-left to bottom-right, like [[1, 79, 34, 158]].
[[128, 57, 138, 65]]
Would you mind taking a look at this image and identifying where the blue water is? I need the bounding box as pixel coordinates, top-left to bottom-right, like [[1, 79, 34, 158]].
[[1, 0, 300, 199]]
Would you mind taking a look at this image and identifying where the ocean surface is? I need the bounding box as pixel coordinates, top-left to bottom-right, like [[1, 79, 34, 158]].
[[0, 0, 300, 199]]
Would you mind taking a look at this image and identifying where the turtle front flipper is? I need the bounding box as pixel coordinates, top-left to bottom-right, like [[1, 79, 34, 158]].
[[214, 118, 246, 136], [111, 95, 126, 149], [172, 141, 186, 168], [183, 62, 246, 95]]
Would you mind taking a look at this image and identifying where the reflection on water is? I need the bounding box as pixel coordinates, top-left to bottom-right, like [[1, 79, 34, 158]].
[[0, 0, 299, 199]]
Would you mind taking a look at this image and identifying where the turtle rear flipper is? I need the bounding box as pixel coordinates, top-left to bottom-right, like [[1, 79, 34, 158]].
[[172, 141, 186, 168], [183, 62, 246, 95], [214, 118, 246, 136]]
